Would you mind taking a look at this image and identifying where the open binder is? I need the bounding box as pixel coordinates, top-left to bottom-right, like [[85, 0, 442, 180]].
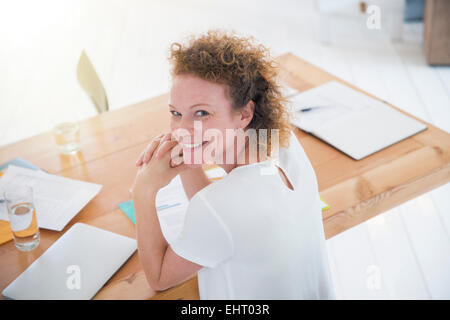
[[289, 81, 427, 160]]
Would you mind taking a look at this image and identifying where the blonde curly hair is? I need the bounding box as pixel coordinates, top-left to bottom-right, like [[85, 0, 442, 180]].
[[168, 29, 292, 155]]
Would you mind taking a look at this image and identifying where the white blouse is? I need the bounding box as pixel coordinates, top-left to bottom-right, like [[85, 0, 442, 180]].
[[170, 130, 335, 299]]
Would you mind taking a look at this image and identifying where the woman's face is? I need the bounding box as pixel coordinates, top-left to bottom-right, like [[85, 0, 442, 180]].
[[169, 74, 251, 168]]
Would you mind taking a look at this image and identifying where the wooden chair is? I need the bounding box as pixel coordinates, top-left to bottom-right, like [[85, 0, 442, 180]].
[[77, 50, 109, 114], [424, 0, 450, 65]]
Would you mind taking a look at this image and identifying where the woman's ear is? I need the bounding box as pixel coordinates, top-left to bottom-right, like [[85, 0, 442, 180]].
[[239, 100, 255, 129]]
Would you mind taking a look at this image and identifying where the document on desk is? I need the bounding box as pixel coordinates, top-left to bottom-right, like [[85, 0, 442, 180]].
[[289, 80, 427, 160], [154, 175, 189, 244], [289, 80, 373, 133], [0, 165, 102, 231]]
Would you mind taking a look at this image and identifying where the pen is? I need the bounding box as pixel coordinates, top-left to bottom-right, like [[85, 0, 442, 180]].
[[299, 106, 327, 112]]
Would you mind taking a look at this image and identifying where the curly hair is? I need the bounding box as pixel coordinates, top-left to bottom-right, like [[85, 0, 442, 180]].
[[168, 29, 292, 156]]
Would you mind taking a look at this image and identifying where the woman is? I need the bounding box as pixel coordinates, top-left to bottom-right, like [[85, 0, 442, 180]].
[[132, 30, 335, 299]]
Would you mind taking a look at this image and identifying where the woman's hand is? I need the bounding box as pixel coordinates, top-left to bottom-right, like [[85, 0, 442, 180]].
[[131, 134, 186, 196], [135, 133, 171, 167]]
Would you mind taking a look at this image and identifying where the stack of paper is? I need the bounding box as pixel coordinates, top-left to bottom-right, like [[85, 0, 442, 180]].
[[0, 165, 102, 231]]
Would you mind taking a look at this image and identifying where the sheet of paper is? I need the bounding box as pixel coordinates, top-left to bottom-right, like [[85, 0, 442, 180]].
[[0, 165, 102, 231], [154, 175, 189, 243], [290, 80, 380, 133], [320, 197, 329, 210]]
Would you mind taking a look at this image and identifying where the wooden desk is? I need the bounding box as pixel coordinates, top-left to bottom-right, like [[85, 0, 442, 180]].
[[1, 53, 449, 300]]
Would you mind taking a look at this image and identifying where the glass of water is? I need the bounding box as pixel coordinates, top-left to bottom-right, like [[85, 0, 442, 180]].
[[53, 121, 81, 155], [4, 185, 40, 251]]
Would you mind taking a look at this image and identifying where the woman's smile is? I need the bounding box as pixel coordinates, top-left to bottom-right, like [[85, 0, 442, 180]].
[[182, 139, 210, 150]]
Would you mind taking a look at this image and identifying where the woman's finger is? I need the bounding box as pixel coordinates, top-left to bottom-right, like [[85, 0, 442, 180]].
[[160, 132, 172, 143], [142, 133, 172, 164], [154, 140, 179, 160], [145, 133, 172, 162], [136, 133, 164, 166], [136, 150, 146, 166], [142, 140, 160, 164], [170, 153, 184, 167]]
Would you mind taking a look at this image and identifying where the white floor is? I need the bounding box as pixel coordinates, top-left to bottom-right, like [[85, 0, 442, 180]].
[[1, 0, 449, 299]]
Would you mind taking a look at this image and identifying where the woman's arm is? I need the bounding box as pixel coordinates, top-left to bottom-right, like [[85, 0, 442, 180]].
[[133, 188, 167, 289], [133, 187, 202, 291], [179, 167, 212, 200], [132, 140, 204, 291]]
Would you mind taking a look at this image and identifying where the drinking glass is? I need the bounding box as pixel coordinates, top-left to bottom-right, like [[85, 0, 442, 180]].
[[53, 121, 81, 155], [4, 185, 40, 251]]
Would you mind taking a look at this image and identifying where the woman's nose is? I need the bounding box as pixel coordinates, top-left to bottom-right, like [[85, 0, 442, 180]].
[[180, 117, 195, 131], [172, 118, 203, 141], [171, 116, 191, 134]]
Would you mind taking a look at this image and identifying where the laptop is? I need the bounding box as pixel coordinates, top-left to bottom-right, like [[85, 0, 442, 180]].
[[2, 223, 137, 300], [290, 81, 428, 160]]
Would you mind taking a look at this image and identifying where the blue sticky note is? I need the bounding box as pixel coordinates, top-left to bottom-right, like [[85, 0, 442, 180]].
[[118, 200, 136, 225]]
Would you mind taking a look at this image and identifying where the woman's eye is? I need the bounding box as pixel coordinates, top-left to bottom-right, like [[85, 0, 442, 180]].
[[170, 110, 181, 117], [195, 110, 209, 117]]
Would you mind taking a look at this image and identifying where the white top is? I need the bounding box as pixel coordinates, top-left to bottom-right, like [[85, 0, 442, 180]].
[[170, 131, 335, 299]]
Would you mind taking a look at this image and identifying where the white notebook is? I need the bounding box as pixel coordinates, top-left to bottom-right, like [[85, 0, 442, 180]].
[[2, 223, 137, 300], [289, 81, 428, 160]]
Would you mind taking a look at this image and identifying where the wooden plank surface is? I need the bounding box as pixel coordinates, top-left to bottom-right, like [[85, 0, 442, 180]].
[[0, 171, 13, 245], [0, 53, 449, 300]]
